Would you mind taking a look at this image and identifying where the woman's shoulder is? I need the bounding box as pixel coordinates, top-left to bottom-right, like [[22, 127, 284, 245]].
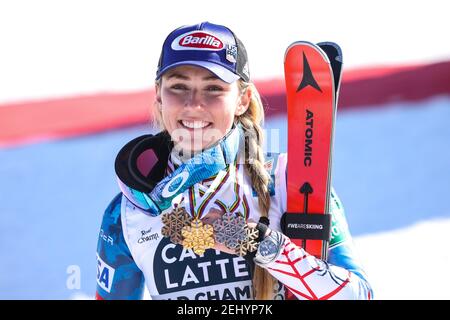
[[104, 193, 123, 216], [262, 152, 287, 175], [100, 193, 125, 230], [101, 192, 147, 226], [263, 152, 287, 180], [264, 152, 287, 191]]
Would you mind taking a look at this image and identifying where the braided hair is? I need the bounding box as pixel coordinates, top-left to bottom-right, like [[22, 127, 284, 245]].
[[236, 80, 277, 300]]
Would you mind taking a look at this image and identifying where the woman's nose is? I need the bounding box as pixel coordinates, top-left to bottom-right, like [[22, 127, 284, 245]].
[[185, 89, 203, 108]]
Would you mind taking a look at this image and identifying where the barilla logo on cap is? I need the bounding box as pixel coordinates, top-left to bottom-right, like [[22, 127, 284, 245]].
[[171, 31, 224, 51]]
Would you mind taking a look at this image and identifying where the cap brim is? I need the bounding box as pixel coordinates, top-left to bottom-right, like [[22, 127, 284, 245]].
[[157, 61, 240, 84]]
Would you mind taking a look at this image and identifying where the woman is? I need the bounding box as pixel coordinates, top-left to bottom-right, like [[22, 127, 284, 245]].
[[95, 21, 373, 300]]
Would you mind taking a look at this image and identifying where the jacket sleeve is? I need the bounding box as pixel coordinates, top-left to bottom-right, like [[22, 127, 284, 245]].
[[261, 188, 373, 300], [96, 193, 146, 300]]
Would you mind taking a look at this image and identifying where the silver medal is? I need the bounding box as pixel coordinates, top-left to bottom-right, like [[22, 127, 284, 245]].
[[213, 211, 246, 249]]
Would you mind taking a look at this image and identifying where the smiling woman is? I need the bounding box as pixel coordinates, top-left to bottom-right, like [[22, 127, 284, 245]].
[[95, 21, 373, 300]]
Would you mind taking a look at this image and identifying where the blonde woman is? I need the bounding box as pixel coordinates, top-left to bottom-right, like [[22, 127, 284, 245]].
[[96, 22, 373, 300]]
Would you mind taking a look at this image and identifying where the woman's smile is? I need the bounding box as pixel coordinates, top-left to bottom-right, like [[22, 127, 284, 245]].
[[178, 120, 212, 130]]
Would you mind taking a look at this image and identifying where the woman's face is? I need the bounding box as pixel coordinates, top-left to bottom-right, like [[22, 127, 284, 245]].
[[156, 65, 250, 153]]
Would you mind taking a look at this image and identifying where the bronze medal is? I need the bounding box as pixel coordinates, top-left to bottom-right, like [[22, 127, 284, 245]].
[[236, 225, 259, 256], [161, 205, 192, 245]]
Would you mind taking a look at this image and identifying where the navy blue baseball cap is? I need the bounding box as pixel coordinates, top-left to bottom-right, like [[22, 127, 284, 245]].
[[156, 22, 250, 83]]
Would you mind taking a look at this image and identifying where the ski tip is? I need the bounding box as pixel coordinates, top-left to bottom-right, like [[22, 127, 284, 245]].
[[284, 41, 330, 63], [284, 41, 314, 62], [317, 42, 343, 63]]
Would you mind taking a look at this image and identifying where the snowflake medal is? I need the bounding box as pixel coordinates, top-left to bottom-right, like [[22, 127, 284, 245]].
[[213, 210, 246, 250], [236, 224, 260, 257], [161, 204, 192, 245], [181, 218, 215, 256]]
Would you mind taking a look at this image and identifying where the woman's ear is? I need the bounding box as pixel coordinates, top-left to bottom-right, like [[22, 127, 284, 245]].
[[235, 85, 252, 116]]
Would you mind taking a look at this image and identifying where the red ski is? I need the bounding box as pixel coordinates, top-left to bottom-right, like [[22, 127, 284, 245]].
[[282, 42, 336, 260]]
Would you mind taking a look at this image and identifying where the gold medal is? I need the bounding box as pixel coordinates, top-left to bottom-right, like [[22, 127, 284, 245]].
[[181, 218, 215, 255], [161, 204, 192, 245]]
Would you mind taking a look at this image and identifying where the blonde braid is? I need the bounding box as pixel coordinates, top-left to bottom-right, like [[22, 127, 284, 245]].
[[237, 81, 278, 300], [238, 116, 271, 216]]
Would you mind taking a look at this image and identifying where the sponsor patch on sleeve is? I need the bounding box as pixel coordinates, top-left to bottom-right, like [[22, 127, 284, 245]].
[[96, 254, 116, 293]]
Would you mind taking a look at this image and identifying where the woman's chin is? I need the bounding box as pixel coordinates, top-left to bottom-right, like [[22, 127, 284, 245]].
[[171, 126, 225, 152], [174, 139, 220, 154]]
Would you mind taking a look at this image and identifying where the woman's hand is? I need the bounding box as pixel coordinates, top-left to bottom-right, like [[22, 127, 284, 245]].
[[247, 221, 271, 238], [213, 241, 238, 255], [201, 208, 237, 254]]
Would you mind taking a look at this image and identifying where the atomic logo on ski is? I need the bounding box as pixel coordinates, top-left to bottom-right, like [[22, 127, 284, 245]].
[[296, 52, 322, 93]]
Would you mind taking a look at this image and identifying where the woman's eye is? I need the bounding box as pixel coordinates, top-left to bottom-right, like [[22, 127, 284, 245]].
[[206, 86, 223, 92], [171, 84, 188, 90]]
